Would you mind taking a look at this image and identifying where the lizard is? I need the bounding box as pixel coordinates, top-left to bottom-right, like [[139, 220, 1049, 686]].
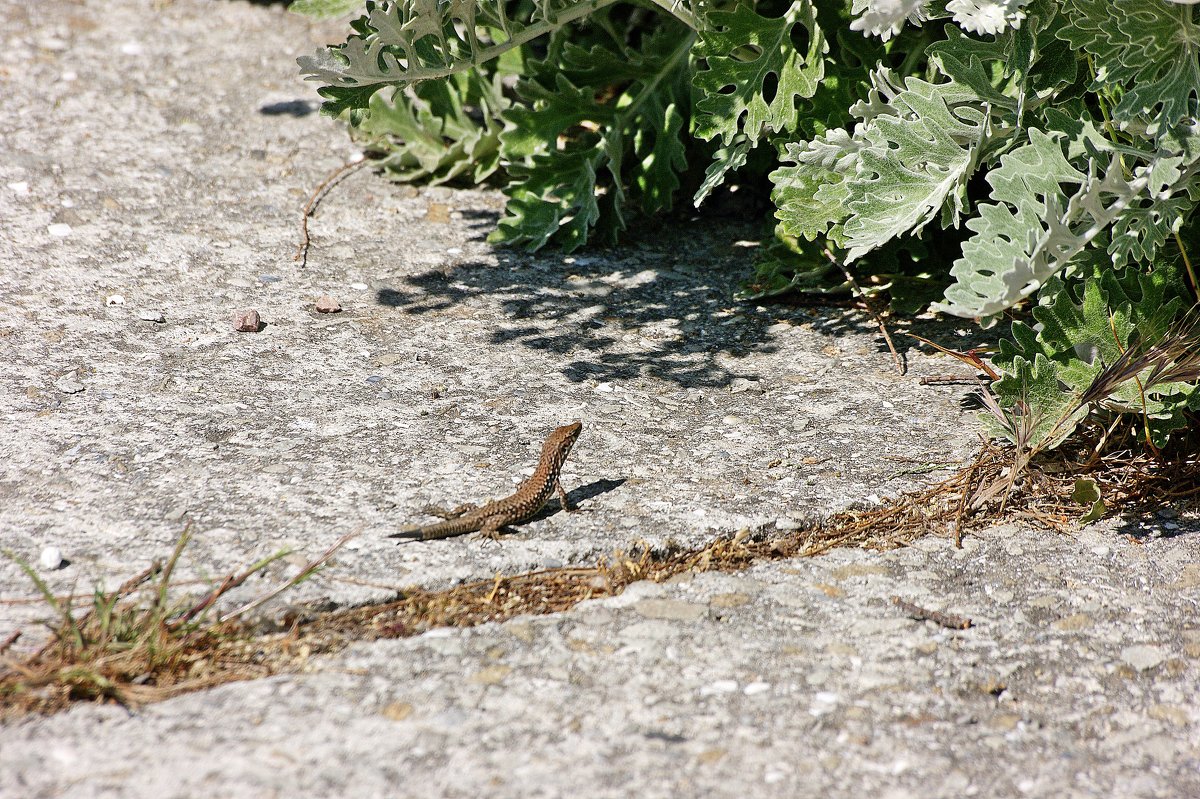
[[389, 421, 583, 542]]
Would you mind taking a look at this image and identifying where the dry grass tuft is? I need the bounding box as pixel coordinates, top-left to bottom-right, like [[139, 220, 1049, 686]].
[[0, 525, 351, 719]]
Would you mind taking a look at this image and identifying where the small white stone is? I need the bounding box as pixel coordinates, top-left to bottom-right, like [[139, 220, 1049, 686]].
[[7, 181, 29, 195], [47, 223, 72, 237], [120, 41, 143, 55], [1091, 545, 1110, 557], [138, 310, 165, 323], [594, 382, 614, 393], [55, 378, 85, 394], [699, 679, 739, 696], [446, 247, 462, 255], [350, 282, 369, 291], [1121, 645, 1168, 671], [743, 681, 771, 695], [106, 294, 125, 306], [40, 546, 64, 570], [810, 691, 839, 715], [61, 198, 75, 208]]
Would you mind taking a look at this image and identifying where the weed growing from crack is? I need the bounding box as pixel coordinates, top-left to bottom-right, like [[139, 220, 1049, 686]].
[[0, 525, 352, 717]]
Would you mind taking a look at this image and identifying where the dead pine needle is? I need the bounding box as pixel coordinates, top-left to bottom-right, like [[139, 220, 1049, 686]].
[[951, 437, 993, 548], [219, 529, 360, 624]]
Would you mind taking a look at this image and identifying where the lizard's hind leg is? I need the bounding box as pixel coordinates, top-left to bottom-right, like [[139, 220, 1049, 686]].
[[422, 503, 477, 519], [472, 517, 509, 543]]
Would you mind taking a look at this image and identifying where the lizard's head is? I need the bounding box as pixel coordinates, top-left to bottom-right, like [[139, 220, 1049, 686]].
[[548, 421, 583, 456]]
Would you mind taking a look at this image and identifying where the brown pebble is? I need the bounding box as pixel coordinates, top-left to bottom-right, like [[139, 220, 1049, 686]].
[[423, 202, 451, 224], [233, 309, 261, 332], [380, 701, 413, 721], [314, 296, 342, 314]]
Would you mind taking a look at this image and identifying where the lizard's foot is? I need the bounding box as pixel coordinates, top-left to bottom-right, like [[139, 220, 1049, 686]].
[[471, 524, 513, 544], [471, 530, 503, 546]]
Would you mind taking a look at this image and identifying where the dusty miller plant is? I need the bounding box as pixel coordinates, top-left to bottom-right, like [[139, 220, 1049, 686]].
[[296, 0, 1200, 453]]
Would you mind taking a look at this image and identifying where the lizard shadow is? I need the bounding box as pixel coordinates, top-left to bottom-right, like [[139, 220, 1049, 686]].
[[541, 478, 626, 521], [484, 479, 626, 537], [486, 479, 628, 531]]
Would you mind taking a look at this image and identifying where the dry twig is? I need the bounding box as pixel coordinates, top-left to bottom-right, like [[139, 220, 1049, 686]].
[[823, 247, 905, 375], [891, 596, 973, 629], [294, 157, 373, 267]]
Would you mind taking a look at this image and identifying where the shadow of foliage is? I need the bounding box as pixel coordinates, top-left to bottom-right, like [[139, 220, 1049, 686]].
[[370, 212, 1005, 389], [259, 100, 318, 117], [372, 218, 896, 387]]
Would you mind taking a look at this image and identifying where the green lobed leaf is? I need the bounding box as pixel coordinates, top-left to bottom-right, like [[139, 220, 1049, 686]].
[[991, 263, 1199, 445], [693, 1, 826, 146], [492, 149, 606, 252], [985, 353, 1091, 452], [770, 127, 859, 245], [1058, 0, 1200, 132], [937, 127, 1200, 320], [289, 0, 362, 19], [298, 0, 621, 116], [926, 23, 1026, 111], [841, 73, 987, 261], [772, 67, 992, 262], [1070, 478, 1105, 524], [491, 20, 693, 251], [356, 71, 508, 184], [694, 136, 751, 207]]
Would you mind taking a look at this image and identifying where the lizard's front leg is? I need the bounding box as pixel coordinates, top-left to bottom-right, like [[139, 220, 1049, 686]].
[[554, 480, 577, 512]]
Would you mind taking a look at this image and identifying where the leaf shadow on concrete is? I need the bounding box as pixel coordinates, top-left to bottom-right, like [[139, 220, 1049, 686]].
[[368, 217, 952, 389]]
